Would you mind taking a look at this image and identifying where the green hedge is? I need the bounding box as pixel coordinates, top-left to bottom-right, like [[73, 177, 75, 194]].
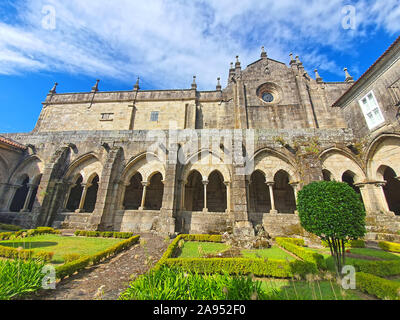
[[0, 227, 60, 241], [180, 234, 223, 242], [0, 245, 54, 262], [74, 230, 134, 239], [0, 223, 22, 232], [351, 259, 400, 277], [160, 257, 317, 278], [321, 239, 365, 248], [379, 241, 400, 253], [0, 246, 34, 260], [55, 235, 140, 279], [356, 272, 400, 300], [275, 237, 305, 247], [154, 234, 317, 278], [276, 237, 326, 270]]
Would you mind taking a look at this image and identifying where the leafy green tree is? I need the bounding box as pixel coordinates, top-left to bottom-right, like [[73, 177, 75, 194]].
[[297, 181, 366, 275]]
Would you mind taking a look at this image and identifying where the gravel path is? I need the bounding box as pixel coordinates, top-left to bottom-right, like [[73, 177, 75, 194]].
[[29, 233, 169, 300]]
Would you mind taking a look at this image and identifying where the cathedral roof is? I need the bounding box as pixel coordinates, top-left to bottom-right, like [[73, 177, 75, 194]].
[[0, 136, 27, 150], [333, 35, 400, 107]]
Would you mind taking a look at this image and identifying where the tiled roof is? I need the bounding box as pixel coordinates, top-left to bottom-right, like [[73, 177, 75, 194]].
[[333, 35, 400, 107], [0, 136, 27, 150]]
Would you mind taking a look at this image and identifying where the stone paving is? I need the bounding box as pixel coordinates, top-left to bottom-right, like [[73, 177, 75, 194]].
[[29, 233, 169, 300]]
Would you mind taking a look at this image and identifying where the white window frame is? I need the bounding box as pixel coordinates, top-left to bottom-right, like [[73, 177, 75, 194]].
[[358, 90, 385, 130], [150, 111, 159, 122], [100, 113, 114, 121]]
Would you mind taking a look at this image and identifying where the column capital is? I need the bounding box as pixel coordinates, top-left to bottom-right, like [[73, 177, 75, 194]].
[[202, 180, 209, 186], [141, 181, 149, 187], [224, 181, 231, 187], [265, 181, 275, 187]]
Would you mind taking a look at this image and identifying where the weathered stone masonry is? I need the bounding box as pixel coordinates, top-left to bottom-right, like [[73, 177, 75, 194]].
[[1, 38, 400, 238]]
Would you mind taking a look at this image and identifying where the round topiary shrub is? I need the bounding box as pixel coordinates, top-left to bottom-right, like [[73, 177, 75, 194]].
[[297, 181, 366, 274]]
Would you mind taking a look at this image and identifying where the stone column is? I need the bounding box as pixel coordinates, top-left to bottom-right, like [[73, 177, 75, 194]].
[[62, 182, 75, 211], [266, 182, 277, 214], [224, 181, 231, 213], [21, 183, 36, 212], [76, 183, 91, 213], [118, 182, 130, 210], [139, 182, 149, 211], [202, 180, 208, 213], [290, 182, 299, 214], [356, 181, 391, 216], [179, 180, 186, 211]]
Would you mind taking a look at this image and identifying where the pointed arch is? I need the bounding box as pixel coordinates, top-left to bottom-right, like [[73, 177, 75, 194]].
[[207, 170, 227, 212], [366, 134, 400, 181], [320, 148, 366, 183], [9, 155, 44, 185], [248, 170, 270, 213], [273, 170, 296, 214]]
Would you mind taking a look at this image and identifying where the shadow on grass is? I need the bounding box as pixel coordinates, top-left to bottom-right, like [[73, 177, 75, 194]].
[[0, 242, 58, 249]]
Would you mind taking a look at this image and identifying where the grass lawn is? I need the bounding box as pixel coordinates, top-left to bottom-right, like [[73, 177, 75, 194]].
[[259, 279, 362, 300], [179, 242, 230, 258], [0, 234, 123, 264], [178, 241, 295, 260], [242, 247, 295, 260]]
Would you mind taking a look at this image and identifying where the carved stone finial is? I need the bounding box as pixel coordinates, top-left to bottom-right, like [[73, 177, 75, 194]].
[[344, 68, 354, 83], [296, 55, 302, 64], [235, 55, 241, 68], [191, 76, 197, 90], [261, 46, 267, 58], [134, 77, 140, 90], [216, 77, 222, 91], [49, 82, 58, 94], [314, 69, 323, 83], [91, 79, 100, 92]]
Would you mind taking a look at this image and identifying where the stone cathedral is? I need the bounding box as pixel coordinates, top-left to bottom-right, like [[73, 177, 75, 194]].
[[0, 37, 400, 239]]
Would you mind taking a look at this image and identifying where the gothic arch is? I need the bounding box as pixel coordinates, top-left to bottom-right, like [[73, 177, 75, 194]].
[[251, 148, 298, 182], [320, 148, 366, 183], [121, 152, 166, 185], [64, 153, 103, 183], [9, 155, 44, 185], [366, 134, 400, 181], [182, 150, 231, 184]]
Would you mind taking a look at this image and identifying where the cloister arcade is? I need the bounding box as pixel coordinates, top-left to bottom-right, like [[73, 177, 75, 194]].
[[0, 135, 400, 233]]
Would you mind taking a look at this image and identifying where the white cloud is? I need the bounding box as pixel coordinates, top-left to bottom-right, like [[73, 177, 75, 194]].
[[0, 0, 398, 90]]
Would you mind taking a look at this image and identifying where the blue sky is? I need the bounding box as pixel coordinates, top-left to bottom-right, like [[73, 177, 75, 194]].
[[0, 0, 399, 133]]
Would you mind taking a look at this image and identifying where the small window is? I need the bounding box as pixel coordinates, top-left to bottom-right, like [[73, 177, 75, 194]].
[[150, 111, 159, 122], [100, 113, 114, 121], [358, 91, 384, 130]]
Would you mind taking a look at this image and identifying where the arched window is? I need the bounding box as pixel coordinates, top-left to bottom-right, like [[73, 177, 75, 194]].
[[342, 171, 361, 194], [66, 175, 83, 212], [248, 170, 271, 213], [83, 175, 99, 213], [382, 166, 400, 215], [27, 174, 42, 212], [322, 169, 332, 181], [10, 176, 30, 212], [207, 171, 227, 212], [274, 170, 296, 214], [123, 173, 143, 210], [144, 172, 164, 210], [185, 171, 204, 212]]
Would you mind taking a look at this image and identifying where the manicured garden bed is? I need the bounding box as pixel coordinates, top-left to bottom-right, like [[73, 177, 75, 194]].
[[178, 241, 295, 261], [0, 234, 124, 264]]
